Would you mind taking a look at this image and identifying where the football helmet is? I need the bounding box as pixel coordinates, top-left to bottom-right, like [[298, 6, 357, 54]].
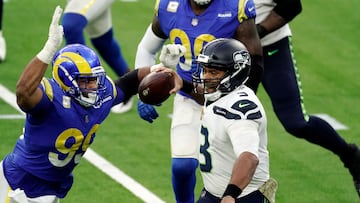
[[193, 38, 251, 102], [52, 44, 107, 107], [193, 0, 212, 6]]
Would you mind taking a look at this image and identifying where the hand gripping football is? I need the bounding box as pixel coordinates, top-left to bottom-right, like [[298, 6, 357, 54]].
[[138, 71, 175, 105]]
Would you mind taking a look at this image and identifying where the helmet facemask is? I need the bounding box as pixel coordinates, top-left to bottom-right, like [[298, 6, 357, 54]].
[[74, 67, 106, 107], [193, 63, 228, 102]]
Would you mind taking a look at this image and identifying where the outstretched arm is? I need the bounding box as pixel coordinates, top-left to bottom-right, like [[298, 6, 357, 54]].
[[114, 66, 184, 102], [16, 6, 63, 111]]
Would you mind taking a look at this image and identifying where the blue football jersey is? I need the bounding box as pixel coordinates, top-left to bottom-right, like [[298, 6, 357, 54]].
[[2, 77, 123, 198], [155, 0, 256, 87]]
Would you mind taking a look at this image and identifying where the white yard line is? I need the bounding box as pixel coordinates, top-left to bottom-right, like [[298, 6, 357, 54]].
[[84, 149, 166, 203], [0, 84, 25, 115], [314, 113, 348, 130], [0, 84, 166, 203]]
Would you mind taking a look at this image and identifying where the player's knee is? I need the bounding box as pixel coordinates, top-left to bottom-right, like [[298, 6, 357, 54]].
[[281, 119, 308, 138], [172, 158, 198, 178]]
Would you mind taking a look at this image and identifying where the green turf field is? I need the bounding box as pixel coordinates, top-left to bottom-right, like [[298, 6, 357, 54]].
[[0, 0, 359, 202]]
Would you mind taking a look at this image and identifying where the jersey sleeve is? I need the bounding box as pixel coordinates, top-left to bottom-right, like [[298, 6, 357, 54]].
[[236, 0, 257, 23], [25, 78, 55, 115], [227, 119, 260, 158]]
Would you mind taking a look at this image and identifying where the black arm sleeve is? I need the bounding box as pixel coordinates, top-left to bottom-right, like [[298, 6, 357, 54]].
[[181, 80, 193, 94], [114, 69, 140, 102], [273, 0, 302, 22], [245, 54, 264, 94]]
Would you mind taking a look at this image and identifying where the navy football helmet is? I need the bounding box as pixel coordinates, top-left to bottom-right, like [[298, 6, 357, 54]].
[[193, 38, 251, 102], [52, 44, 106, 107]]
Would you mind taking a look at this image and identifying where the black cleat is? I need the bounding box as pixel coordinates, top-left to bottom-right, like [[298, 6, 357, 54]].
[[342, 144, 360, 198]]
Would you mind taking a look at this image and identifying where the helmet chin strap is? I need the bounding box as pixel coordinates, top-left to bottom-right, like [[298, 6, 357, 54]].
[[193, 0, 212, 6], [205, 89, 222, 102]]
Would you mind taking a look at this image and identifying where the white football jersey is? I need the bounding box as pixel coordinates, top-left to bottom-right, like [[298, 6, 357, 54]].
[[199, 86, 269, 198], [254, 0, 292, 46]]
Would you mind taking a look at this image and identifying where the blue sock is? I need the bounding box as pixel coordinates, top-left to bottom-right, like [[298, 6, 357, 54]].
[[91, 29, 129, 77], [62, 13, 87, 44], [172, 158, 198, 203]]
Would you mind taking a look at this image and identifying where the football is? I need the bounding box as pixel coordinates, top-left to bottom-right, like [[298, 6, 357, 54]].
[[138, 71, 175, 105]]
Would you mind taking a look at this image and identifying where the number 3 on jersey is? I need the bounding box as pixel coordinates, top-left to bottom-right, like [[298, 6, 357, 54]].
[[200, 125, 212, 172]]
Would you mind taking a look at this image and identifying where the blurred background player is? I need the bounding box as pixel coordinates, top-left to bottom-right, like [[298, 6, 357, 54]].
[[0, 0, 6, 61], [62, 0, 133, 114], [0, 6, 182, 202], [254, 0, 360, 197], [134, 0, 263, 202], [193, 38, 275, 203]]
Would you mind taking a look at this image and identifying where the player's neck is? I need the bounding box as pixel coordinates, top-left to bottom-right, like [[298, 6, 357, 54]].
[[190, 0, 211, 15]]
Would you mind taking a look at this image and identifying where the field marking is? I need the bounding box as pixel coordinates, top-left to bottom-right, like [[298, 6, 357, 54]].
[[0, 84, 25, 115], [314, 113, 348, 130], [0, 84, 165, 203], [83, 149, 166, 203]]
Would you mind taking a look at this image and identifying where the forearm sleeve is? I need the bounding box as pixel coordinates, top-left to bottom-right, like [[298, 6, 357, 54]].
[[273, 0, 302, 22], [114, 69, 140, 101], [135, 24, 167, 69]]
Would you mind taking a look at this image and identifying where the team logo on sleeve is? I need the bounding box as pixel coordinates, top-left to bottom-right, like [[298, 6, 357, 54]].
[[167, 1, 179, 12]]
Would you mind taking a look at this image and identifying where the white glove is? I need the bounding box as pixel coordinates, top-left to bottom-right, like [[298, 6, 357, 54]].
[[159, 44, 186, 69], [37, 6, 64, 64]]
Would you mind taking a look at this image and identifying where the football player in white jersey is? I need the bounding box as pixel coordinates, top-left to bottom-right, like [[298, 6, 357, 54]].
[[192, 38, 275, 203], [62, 0, 133, 113], [254, 0, 360, 198]]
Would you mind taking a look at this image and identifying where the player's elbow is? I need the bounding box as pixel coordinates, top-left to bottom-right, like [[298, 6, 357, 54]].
[[241, 152, 259, 167], [16, 83, 36, 111]]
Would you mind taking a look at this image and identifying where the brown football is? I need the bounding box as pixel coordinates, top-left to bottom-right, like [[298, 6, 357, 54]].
[[138, 71, 175, 105]]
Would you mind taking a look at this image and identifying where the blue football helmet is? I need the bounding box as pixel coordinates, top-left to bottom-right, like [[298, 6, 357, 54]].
[[193, 38, 251, 102], [52, 44, 107, 107]]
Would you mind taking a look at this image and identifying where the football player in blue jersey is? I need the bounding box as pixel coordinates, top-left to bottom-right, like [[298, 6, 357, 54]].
[[62, 0, 133, 114], [134, 0, 264, 202], [0, 6, 183, 203], [254, 0, 360, 198]]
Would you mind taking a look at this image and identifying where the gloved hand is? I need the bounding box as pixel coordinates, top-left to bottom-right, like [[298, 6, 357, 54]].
[[137, 100, 159, 123], [159, 44, 186, 69], [37, 6, 64, 64]]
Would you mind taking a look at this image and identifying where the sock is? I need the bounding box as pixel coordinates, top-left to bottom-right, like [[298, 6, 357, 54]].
[[172, 158, 198, 203], [91, 29, 129, 77], [62, 13, 87, 44]]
